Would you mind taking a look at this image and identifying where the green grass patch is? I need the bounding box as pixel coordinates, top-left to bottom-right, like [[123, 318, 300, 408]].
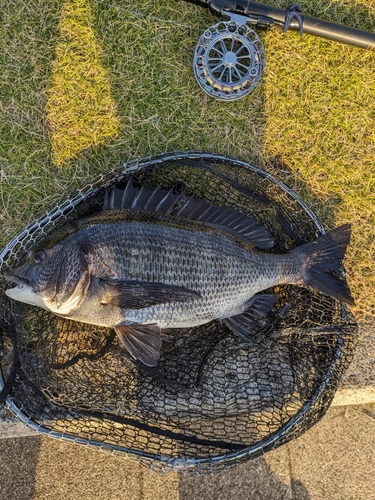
[[263, 23, 375, 318], [1, 0, 374, 319]]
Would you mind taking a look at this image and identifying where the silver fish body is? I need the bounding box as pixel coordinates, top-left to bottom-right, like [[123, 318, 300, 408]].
[[57, 218, 296, 327], [5, 184, 354, 366]]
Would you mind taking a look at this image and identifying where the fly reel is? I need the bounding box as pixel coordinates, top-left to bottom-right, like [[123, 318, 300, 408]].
[[193, 13, 265, 101]]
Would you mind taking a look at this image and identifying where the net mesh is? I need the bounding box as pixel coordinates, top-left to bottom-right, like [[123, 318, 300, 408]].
[[0, 152, 358, 473]]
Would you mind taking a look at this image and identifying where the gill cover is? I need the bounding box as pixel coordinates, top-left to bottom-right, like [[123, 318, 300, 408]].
[[46, 246, 91, 314]]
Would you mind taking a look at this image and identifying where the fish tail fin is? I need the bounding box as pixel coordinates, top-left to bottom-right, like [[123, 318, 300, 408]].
[[292, 224, 354, 306]]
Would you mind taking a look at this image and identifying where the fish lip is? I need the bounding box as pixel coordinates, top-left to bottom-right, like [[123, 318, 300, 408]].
[[5, 271, 30, 288]]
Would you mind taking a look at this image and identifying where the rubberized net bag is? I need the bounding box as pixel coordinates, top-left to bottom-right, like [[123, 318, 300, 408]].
[[0, 152, 358, 473]]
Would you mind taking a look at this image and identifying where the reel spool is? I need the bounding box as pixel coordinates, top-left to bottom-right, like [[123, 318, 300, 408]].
[[193, 14, 265, 101]]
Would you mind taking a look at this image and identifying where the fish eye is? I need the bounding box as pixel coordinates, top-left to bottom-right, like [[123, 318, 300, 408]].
[[32, 250, 46, 264]]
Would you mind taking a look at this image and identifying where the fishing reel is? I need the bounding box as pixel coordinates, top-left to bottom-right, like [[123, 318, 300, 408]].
[[193, 12, 266, 101], [191, 1, 375, 101]]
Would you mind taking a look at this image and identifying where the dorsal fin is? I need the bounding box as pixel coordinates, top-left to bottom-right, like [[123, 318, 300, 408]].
[[103, 182, 274, 249]]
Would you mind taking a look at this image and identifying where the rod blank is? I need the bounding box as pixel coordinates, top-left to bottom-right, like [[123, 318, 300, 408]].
[[187, 0, 375, 50]]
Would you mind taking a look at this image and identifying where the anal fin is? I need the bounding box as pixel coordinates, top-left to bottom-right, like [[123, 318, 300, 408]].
[[115, 323, 162, 366], [222, 293, 278, 341]]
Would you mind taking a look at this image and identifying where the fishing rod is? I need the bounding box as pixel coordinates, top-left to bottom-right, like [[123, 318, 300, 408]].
[[185, 0, 375, 100]]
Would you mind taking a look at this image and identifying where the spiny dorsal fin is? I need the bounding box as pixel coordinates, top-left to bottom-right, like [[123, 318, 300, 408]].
[[103, 182, 274, 249]]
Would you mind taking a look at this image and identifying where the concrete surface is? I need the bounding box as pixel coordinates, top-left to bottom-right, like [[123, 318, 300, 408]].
[[1, 405, 374, 500], [286, 405, 375, 500], [332, 320, 375, 406], [0, 434, 179, 500]]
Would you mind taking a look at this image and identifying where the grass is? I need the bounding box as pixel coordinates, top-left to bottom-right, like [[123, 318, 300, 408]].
[[0, 0, 374, 319], [46, 0, 121, 165]]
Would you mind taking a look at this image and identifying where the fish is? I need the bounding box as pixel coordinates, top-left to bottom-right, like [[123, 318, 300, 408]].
[[5, 182, 354, 366]]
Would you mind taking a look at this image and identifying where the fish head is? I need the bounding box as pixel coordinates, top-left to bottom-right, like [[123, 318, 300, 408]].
[[5, 243, 91, 315]]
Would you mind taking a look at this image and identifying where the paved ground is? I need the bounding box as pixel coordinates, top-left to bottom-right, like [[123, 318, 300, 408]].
[[1, 404, 375, 500]]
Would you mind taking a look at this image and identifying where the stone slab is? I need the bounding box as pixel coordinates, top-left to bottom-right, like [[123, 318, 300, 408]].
[[1, 406, 375, 500], [0, 435, 42, 500], [34, 437, 179, 500]]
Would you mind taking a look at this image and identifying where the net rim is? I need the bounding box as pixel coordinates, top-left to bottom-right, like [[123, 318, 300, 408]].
[[1, 151, 348, 469]]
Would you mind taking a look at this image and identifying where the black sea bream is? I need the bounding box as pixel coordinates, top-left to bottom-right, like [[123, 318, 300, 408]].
[[5, 183, 354, 366]]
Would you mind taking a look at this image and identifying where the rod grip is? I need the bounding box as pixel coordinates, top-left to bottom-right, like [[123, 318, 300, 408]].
[[242, 1, 375, 50]]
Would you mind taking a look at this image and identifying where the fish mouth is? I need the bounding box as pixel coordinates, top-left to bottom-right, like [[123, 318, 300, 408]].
[[5, 271, 44, 308], [5, 271, 30, 289]]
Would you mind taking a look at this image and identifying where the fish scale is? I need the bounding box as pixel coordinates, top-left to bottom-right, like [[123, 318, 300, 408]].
[[72, 221, 294, 329]]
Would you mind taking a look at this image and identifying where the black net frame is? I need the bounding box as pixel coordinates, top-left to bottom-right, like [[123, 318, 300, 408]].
[[0, 152, 358, 473]]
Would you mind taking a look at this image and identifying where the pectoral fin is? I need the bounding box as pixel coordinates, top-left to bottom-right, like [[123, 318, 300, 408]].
[[100, 279, 201, 310], [222, 294, 278, 341], [115, 323, 162, 366]]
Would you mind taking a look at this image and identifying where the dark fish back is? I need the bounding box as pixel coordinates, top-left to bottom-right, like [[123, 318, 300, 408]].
[[78, 218, 252, 293]]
